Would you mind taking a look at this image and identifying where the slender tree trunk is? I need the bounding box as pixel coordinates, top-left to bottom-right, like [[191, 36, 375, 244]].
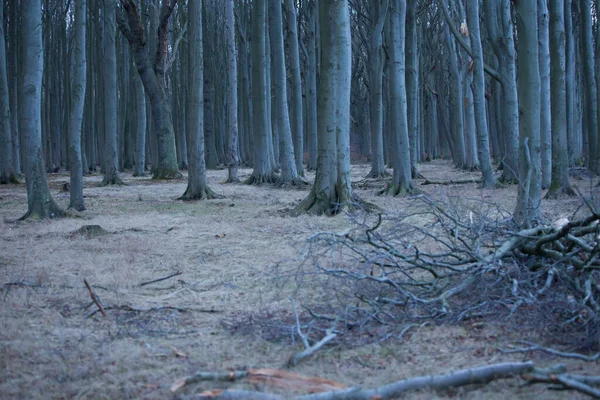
[[0, 0, 17, 184], [580, 0, 598, 171], [443, 24, 466, 168], [546, 0, 574, 197], [246, 0, 277, 184], [564, 0, 578, 164], [514, 0, 542, 227], [466, 0, 496, 188], [8, 0, 20, 175], [406, 0, 419, 178], [68, 0, 87, 210], [305, 1, 318, 171], [269, 0, 302, 186], [21, 0, 63, 220], [538, 0, 552, 188], [225, 0, 240, 183]]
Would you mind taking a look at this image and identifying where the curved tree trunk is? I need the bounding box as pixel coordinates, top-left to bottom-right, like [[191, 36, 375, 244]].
[[465, 0, 496, 188], [21, 0, 63, 220], [68, 0, 87, 210]]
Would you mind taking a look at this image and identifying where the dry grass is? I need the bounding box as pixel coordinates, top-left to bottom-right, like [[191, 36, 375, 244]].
[[0, 161, 598, 399]]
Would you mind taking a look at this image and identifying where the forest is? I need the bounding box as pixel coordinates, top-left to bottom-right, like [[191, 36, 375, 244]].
[[1, 0, 600, 398]]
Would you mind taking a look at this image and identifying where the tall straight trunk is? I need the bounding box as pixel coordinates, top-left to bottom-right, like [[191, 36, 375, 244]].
[[102, 0, 123, 185], [580, 0, 598, 171], [444, 25, 466, 168], [384, 0, 413, 195], [179, 0, 217, 200], [0, 0, 17, 183], [538, 0, 552, 188], [68, 0, 87, 210], [132, 65, 146, 176], [514, 0, 542, 227], [292, 0, 361, 215], [21, 0, 63, 219], [406, 0, 418, 178], [463, 70, 479, 169], [305, 2, 318, 171], [564, 0, 578, 164], [367, 0, 389, 178], [465, 0, 496, 188], [246, 0, 277, 184], [546, 0, 574, 197], [7, 0, 20, 175], [225, 0, 240, 183], [285, 0, 304, 177], [269, 0, 302, 185]]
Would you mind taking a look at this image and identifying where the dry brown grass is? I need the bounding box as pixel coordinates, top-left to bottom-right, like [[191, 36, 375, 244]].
[[0, 161, 598, 399]]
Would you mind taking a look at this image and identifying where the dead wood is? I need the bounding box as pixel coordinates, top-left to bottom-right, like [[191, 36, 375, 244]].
[[179, 361, 534, 399], [499, 342, 600, 362], [420, 177, 481, 185], [84, 279, 106, 317], [139, 270, 182, 287]]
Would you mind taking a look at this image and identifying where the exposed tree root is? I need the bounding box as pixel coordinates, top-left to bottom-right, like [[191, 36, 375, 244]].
[[544, 185, 576, 199], [99, 175, 125, 186], [378, 182, 419, 196], [274, 176, 310, 188], [20, 198, 65, 220], [152, 169, 183, 180], [244, 172, 279, 185], [224, 177, 241, 184], [365, 168, 390, 179], [177, 185, 223, 201], [420, 177, 480, 185], [290, 189, 379, 217]]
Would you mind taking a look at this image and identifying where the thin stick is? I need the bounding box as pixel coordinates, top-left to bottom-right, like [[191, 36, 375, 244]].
[[139, 271, 182, 287], [84, 279, 106, 317], [499, 341, 600, 362]]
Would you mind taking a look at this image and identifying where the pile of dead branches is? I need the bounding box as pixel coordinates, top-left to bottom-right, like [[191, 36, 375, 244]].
[[286, 194, 600, 349]]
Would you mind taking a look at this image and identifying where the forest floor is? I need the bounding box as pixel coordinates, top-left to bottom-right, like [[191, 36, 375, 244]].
[[1, 160, 599, 399]]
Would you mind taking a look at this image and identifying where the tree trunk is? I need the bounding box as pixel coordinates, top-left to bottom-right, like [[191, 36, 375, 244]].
[[269, 0, 303, 186], [514, 0, 542, 227], [538, 0, 552, 188], [21, 0, 63, 220], [564, 0, 578, 164], [68, 0, 87, 210], [465, 0, 496, 188], [8, 0, 20, 175], [0, 0, 17, 184], [580, 0, 598, 171], [224, 0, 240, 183], [305, 1, 318, 171], [406, 0, 419, 178]]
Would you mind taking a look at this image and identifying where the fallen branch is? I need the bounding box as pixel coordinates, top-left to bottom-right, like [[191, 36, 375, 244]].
[[499, 342, 600, 362], [186, 361, 534, 399], [420, 178, 481, 186], [84, 279, 106, 317], [139, 270, 182, 287], [86, 304, 220, 318]]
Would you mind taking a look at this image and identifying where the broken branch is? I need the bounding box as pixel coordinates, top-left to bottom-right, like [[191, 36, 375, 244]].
[[84, 279, 106, 317]]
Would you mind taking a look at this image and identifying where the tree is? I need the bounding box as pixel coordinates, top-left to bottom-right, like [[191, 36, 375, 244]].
[[179, 0, 218, 200], [292, 0, 358, 215], [0, 0, 18, 184], [538, 0, 552, 188], [366, 0, 389, 178], [224, 0, 240, 183], [382, 0, 413, 195], [546, 0, 574, 197], [580, 0, 598, 172], [20, 0, 63, 219], [514, 0, 542, 227], [406, 0, 419, 178], [102, 0, 124, 186], [268, 0, 304, 186], [465, 0, 496, 188], [118, 0, 182, 180], [68, 0, 87, 210]]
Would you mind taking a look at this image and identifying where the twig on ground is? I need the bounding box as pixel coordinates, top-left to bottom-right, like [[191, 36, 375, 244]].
[[139, 270, 182, 287], [499, 341, 600, 362], [84, 279, 106, 317]]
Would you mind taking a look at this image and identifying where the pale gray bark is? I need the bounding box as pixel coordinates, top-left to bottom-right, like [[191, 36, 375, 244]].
[[385, 0, 413, 195], [247, 0, 277, 184], [102, 0, 123, 185], [465, 0, 496, 188], [0, 0, 17, 184], [179, 0, 216, 200], [538, 0, 552, 188], [68, 0, 87, 210], [463, 70, 479, 170], [292, 0, 358, 215], [546, 0, 574, 196], [225, 0, 239, 183], [285, 0, 304, 177], [8, 0, 19, 174], [305, 1, 318, 171], [580, 0, 598, 171], [269, 0, 301, 185], [366, 0, 389, 178], [21, 0, 63, 219], [406, 0, 418, 178], [564, 0, 577, 164], [514, 0, 542, 227], [132, 70, 146, 176]]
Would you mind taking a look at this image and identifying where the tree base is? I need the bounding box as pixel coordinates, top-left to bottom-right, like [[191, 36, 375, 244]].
[[544, 185, 576, 199], [153, 169, 183, 180], [132, 170, 146, 177], [290, 189, 379, 216], [224, 177, 241, 184], [274, 176, 309, 188], [99, 174, 126, 186], [20, 198, 65, 221], [379, 182, 419, 196], [177, 185, 223, 201], [244, 172, 278, 185], [0, 171, 21, 184], [366, 169, 390, 179]]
